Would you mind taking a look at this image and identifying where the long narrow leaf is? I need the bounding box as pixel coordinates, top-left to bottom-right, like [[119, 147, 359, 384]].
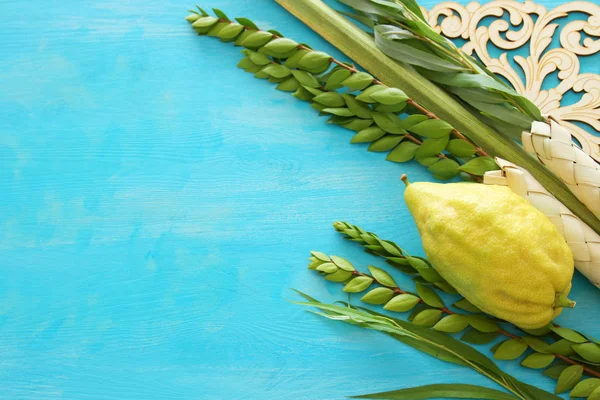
[[350, 383, 520, 399]]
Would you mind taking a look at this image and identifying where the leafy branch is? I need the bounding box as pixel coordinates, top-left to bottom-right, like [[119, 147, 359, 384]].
[[294, 291, 561, 400], [186, 7, 499, 181], [329, 222, 600, 396], [335, 0, 543, 139]]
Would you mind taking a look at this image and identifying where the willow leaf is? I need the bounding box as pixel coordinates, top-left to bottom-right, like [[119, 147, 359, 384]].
[[351, 383, 520, 399]]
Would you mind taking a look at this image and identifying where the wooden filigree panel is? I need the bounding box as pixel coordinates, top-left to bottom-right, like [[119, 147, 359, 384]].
[[423, 0, 600, 161]]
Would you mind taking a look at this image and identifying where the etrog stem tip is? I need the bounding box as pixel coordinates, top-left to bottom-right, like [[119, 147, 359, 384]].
[[401, 174, 410, 187]]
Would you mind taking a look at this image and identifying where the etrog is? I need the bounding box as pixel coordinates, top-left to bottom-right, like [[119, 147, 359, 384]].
[[402, 175, 575, 329]]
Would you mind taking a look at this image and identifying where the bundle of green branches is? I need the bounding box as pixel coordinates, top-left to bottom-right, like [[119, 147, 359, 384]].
[[185, 5, 600, 235]]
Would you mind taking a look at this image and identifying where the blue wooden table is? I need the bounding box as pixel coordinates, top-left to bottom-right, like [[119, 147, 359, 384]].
[[1, 0, 598, 398]]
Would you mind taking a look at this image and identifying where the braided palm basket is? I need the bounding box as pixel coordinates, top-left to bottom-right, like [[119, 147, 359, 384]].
[[484, 157, 600, 287]]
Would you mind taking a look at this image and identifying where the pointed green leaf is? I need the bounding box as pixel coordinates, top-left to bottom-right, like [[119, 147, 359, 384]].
[[351, 126, 386, 143], [447, 139, 476, 157], [263, 38, 299, 54], [261, 64, 291, 78], [416, 282, 444, 308], [588, 386, 600, 400], [428, 158, 460, 180], [469, 315, 500, 333], [322, 107, 355, 117], [570, 378, 600, 398], [368, 135, 403, 152], [240, 30, 274, 47], [276, 77, 299, 92], [370, 87, 409, 105], [384, 294, 420, 312], [284, 49, 310, 68], [293, 87, 315, 101], [572, 343, 600, 363], [406, 256, 443, 282], [415, 136, 449, 159], [543, 363, 569, 379], [207, 22, 229, 37], [361, 287, 395, 304], [313, 92, 345, 107], [409, 119, 453, 138], [192, 15, 218, 28], [458, 156, 498, 176], [493, 339, 528, 360], [343, 94, 372, 118], [212, 8, 229, 21], [412, 309, 443, 327], [297, 51, 332, 72], [375, 102, 407, 113], [520, 353, 555, 369], [461, 329, 499, 345], [330, 256, 355, 271], [356, 85, 386, 103], [343, 118, 373, 131], [325, 69, 352, 90], [400, 114, 429, 130], [555, 365, 584, 393], [247, 51, 272, 66], [316, 262, 338, 273], [344, 276, 374, 293], [217, 23, 245, 41], [234, 17, 258, 29], [311, 251, 329, 261], [372, 112, 406, 134], [453, 299, 481, 313], [368, 265, 397, 287], [291, 70, 320, 88], [325, 269, 354, 282], [522, 337, 551, 354], [433, 314, 469, 333], [386, 141, 419, 162], [547, 339, 576, 356], [341, 71, 374, 91]]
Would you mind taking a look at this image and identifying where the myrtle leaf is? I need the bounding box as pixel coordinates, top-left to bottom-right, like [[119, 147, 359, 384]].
[[468, 315, 500, 333], [409, 119, 453, 138], [550, 327, 588, 344], [386, 141, 419, 162], [343, 94, 373, 118], [370, 87, 409, 105], [368, 135, 403, 152], [235, 17, 258, 29], [343, 119, 373, 131], [400, 114, 429, 130], [325, 269, 353, 282], [453, 299, 482, 313], [570, 379, 600, 398], [412, 309, 443, 327], [368, 265, 397, 287], [313, 92, 345, 107], [316, 262, 338, 273], [343, 276, 374, 293], [433, 314, 470, 333], [415, 136, 449, 159], [263, 38, 299, 54], [590, 387, 600, 400], [543, 363, 569, 379], [284, 49, 310, 68], [384, 293, 421, 312], [310, 251, 329, 261], [261, 64, 291, 79], [406, 256, 443, 282], [375, 102, 407, 113], [461, 329, 499, 345], [322, 107, 355, 117], [416, 282, 444, 308], [372, 112, 406, 134], [352, 127, 386, 143], [447, 139, 476, 157], [356, 85, 386, 103], [330, 256, 355, 271], [217, 24, 245, 41], [522, 337, 550, 354], [458, 156, 498, 175], [342, 72, 374, 91], [325, 69, 352, 90], [520, 353, 555, 369], [428, 159, 460, 180], [493, 339, 528, 360], [291, 70, 320, 88], [555, 364, 584, 393], [361, 287, 395, 304], [276, 77, 299, 92], [240, 30, 274, 47], [546, 339, 576, 356], [248, 51, 272, 66], [297, 51, 332, 73], [572, 343, 600, 363]]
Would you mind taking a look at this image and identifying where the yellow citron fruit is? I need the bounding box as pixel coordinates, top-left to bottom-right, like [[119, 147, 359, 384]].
[[401, 175, 575, 329]]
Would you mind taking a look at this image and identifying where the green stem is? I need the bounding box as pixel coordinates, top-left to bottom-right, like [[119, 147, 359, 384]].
[[274, 0, 600, 235]]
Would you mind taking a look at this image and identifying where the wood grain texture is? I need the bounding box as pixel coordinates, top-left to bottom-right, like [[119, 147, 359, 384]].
[[0, 0, 598, 399]]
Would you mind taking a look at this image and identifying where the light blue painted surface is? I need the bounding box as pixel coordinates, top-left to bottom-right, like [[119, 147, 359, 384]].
[[0, 1, 598, 399]]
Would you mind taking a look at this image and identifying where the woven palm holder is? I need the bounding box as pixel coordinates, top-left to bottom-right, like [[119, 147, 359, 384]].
[[484, 158, 600, 288], [522, 120, 600, 220]]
